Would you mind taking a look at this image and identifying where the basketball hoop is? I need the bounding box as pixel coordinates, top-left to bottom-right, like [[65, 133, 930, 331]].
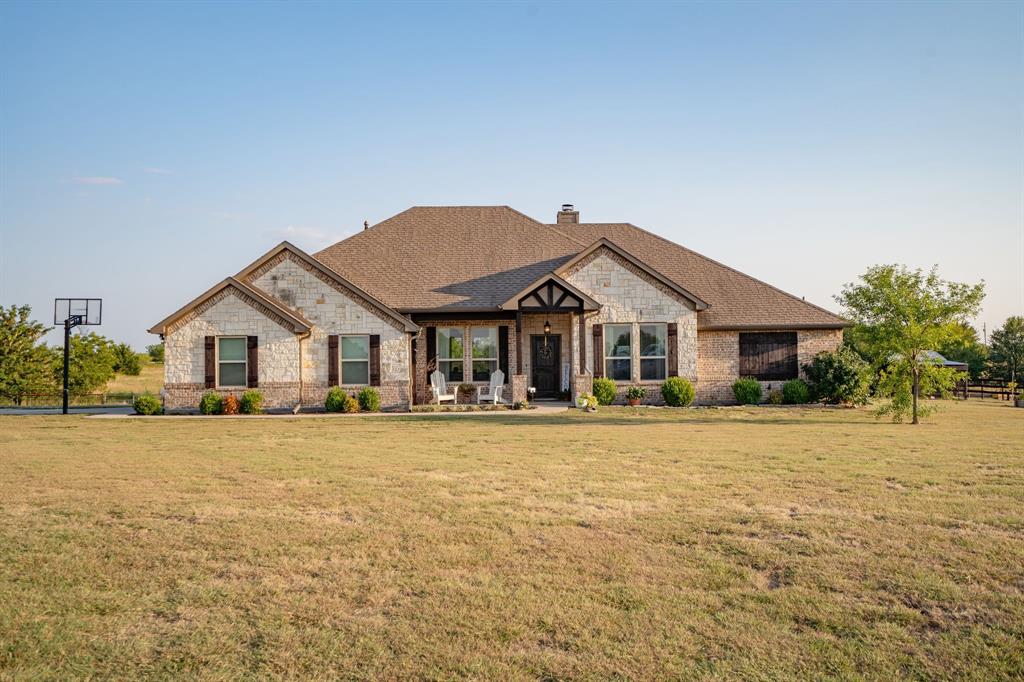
[[54, 298, 103, 414]]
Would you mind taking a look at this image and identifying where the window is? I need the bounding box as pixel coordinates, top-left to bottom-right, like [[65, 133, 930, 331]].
[[739, 332, 798, 380], [471, 327, 498, 381], [640, 324, 667, 381], [341, 335, 370, 385], [437, 327, 464, 382], [218, 337, 246, 387], [604, 324, 632, 381]]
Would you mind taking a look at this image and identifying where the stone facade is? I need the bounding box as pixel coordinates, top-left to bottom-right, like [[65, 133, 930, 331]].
[[563, 248, 698, 404], [696, 328, 843, 404]]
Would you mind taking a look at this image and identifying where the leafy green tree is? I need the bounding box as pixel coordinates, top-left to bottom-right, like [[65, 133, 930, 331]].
[[988, 316, 1024, 383], [838, 265, 984, 424], [0, 305, 57, 403], [938, 322, 989, 379], [55, 332, 117, 396], [112, 342, 142, 375], [146, 342, 164, 363]]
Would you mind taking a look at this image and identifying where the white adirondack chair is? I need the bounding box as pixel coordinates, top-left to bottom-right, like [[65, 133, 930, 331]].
[[430, 370, 457, 405], [477, 370, 505, 404]]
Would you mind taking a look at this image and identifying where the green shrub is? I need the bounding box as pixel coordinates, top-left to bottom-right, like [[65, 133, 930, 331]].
[[803, 346, 871, 405], [592, 377, 617, 406], [240, 390, 264, 414], [113, 343, 142, 376], [133, 393, 162, 415], [199, 391, 223, 415], [357, 387, 381, 412], [325, 386, 346, 412], [342, 394, 360, 413], [626, 385, 645, 401], [146, 342, 165, 363], [733, 378, 762, 405], [767, 389, 784, 405], [782, 379, 809, 404], [660, 376, 695, 407]]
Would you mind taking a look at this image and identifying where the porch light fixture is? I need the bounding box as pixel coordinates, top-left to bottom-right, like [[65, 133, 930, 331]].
[[543, 319, 551, 347]]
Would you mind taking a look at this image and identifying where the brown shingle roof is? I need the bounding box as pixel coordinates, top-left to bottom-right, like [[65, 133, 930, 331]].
[[313, 206, 847, 329]]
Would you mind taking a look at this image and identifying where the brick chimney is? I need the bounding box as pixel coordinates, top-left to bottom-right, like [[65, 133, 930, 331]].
[[556, 203, 579, 224]]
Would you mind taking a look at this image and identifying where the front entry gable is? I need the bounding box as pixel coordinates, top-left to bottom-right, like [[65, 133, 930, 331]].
[[498, 273, 601, 312]]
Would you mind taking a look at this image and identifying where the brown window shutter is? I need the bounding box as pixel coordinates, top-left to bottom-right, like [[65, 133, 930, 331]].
[[425, 326, 436, 372], [667, 323, 678, 377], [369, 335, 381, 386], [328, 335, 339, 385], [592, 324, 603, 378], [204, 336, 216, 388], [498, 325, 509, 383], [247, 336, 258, 388]]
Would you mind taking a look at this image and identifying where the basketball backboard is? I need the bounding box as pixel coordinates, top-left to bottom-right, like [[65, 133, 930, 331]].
[[54, 298, 102, 326]]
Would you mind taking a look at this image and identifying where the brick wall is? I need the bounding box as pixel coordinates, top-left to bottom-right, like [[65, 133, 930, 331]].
[[696, 328, 843, 404], [413, 319, 518, 405]]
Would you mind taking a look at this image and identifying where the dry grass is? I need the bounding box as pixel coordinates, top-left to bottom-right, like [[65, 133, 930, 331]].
[[104, 357, 163, 395], [1, 401, 1021, 679]]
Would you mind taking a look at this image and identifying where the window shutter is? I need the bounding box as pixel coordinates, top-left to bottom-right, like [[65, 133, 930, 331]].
[[592, 324, 603, 378], [204, 336, 215, 388], [667, 323, 678, 377], [498, 325, 509, 383], [425, 326, 436, 373], [328, 335, 339, 385], [247, 336, 258, 388], [369, 334, 381, 386]]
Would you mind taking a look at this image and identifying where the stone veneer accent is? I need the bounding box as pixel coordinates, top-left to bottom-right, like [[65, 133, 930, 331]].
[[696, 328, 843, 404], [563, 248, 698, 404], [164, 252, 413, 411]]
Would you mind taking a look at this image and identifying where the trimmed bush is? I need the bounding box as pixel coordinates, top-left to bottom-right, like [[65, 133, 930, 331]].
[[660, 376, 695, 407], [768, 389, 784, 405], [733, 378, 762, 405], [325, 386, 346, 412], [342, 394, 360, 413], [223, 394, 240, 415], [199, 391, 223, 415], [133, 393, 162, 415], [592, 377, 617, 406], [240, 390, 264, 414], [802, 346, 871, 405], [357, 387, 381, 412], [782, 379, 809, 404]]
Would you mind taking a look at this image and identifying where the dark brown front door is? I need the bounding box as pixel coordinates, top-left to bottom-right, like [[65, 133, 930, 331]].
[[531, 335, 561, 399]]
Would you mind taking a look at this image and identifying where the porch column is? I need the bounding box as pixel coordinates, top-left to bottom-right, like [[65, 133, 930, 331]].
[[515, 310, 523, 374]]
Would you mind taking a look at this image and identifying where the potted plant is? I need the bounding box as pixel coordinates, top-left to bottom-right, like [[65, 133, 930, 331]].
[[626, 385, 645, 406], [1015, 389, 1024, 409], [575, 392, 598, 412]]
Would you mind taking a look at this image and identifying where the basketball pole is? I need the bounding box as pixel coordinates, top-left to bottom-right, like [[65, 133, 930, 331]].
[[62, 317, 71, 415]]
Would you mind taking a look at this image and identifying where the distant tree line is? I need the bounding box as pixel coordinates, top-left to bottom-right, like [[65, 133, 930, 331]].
[[0, 305, 157, 404]]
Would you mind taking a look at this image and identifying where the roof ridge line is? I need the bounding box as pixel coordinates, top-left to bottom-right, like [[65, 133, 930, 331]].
[[612, 221, 846, 321]]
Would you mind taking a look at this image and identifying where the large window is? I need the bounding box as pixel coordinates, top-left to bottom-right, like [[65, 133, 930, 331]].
[[739, 332, 798, 380], [604, 324, 632, 381], [437, 327, 464, 382], [341, 335, 370, 385], [640, 324, 667, 381], [218, 337, 247, 387], [471, 327, 498, 381]]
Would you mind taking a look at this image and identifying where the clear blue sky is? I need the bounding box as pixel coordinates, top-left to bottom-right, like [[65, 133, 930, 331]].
[[1, 0, 1021, 350]]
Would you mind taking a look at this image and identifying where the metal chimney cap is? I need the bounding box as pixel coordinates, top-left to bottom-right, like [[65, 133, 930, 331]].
[[561, 203, 574, 212]]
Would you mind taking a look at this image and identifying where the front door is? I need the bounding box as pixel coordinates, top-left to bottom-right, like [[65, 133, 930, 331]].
[[531, 334, 561, 399]]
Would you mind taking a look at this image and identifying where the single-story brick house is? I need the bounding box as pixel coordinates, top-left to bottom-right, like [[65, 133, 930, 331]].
[[149, 205, 847, 411]]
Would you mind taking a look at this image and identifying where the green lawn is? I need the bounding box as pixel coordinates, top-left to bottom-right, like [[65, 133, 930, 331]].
[[104, 356, 164, 396], [1, 401, 1021, 679]]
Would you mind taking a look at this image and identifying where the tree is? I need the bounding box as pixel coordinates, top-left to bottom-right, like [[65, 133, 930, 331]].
[[146, 342, 164, 363], [988, 316, 1024, 383], [837, 265, 984, 424], [0, 305, 57, 403], [54, 332, 117, 396], [938, 322, 988, 379], [113, 342, 142, 376]]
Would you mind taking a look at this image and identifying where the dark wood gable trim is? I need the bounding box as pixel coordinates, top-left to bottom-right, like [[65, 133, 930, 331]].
[[518, 279, 584, 313]]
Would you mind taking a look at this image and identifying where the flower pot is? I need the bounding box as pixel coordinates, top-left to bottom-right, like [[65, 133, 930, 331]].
[[627, 398, 641, 406], [1015, 398, 1024, 408]]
